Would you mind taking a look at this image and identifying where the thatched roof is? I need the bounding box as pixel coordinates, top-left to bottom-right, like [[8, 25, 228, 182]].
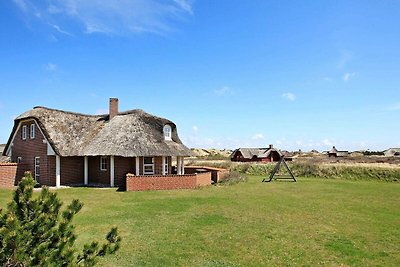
[[329, 146, 348, 154], [4, 107, 192, 157], [0, 144, 10, 162], [230, 147, 282, 159]]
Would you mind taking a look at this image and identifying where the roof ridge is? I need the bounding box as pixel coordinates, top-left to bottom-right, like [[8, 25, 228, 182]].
[[33, 106, 105, 118], [116, 109, 145, 115]]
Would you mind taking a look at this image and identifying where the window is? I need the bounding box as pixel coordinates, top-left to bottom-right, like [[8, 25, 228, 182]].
[[100, 156, 108, 171], [22, 125, 27, 140], [163, 157, 169, 174], [163, 125, 172, 141], [17, 157, 22, 163], [143, 157, 154, 175], [30, 124, 35, 139], [34, 157, 40, 181]]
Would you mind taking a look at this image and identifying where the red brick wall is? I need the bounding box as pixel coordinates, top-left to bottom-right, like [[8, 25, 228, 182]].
[[195, 172, 212, 186], [60, 157, 84, 185], [126, 172, 211, 191], [10, 120, 50, 185], [47, 156, 56, 186], [88, 156, 110, 185], [109, 98, 118, 119], [0, 163, 18, 188], [184, 166, 229, 183], [114, 156, 135, 187]]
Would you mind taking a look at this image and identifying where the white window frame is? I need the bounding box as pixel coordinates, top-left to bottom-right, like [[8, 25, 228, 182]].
[[22, 125, 27, 140], [30, 124, 35, 139], [163, 157, 169, 174], [34, 157, 40, 181], [163, 125, 172, 141], [100, 156, 108, 171], [143, 157, 154, 175], [17, 157, 22, 163]]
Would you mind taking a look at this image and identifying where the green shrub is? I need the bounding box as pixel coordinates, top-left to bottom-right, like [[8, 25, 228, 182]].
[[218, 171, 248, 185], [0, 172, 121, 266]]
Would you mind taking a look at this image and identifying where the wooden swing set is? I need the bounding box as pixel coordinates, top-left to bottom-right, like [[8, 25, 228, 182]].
[[262, 156, 296, 182]]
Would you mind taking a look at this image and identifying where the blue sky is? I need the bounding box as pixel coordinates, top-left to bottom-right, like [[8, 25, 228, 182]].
[[1, 0, 399, 151]]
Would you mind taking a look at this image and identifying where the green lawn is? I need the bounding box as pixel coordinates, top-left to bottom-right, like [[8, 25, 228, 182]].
[[1, 176, 399, 266]]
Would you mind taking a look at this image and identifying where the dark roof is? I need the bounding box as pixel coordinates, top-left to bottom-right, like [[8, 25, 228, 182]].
[[329, 146, 348, 153], [230, 147, 282, 159], [4, 107, 192, 157]]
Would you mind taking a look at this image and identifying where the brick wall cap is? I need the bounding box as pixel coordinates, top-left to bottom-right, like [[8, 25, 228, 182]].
[[127, 174, 197, 178], [185, 166, 228, 171], [0, 163, 18, 166]]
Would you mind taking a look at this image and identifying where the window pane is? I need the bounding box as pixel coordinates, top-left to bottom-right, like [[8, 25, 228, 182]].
[[101, 157, 107, 170], [22, 126, 27, 139], [144, 157, 153, 164], [30, 124, 35, 138], [144, 166, 153, 171]]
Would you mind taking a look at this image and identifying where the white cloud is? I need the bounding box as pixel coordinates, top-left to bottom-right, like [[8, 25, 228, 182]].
[[174, 0, 193, 15], [251, 133, 264, 140], [192, 125, 198, 133], [13, 0, 194, 36], [282, 92, 296, 101], [343, 72, 356, 81], [214, 86, 234, 96], [51, 24, 73, 36], [45, 63, 57, 72]]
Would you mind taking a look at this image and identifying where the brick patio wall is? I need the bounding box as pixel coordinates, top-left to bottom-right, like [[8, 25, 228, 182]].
[[195, 172, 212, 186], [126, 172, 212, 191], [0, 163, 28, 188], [184, 166, 230, 182]]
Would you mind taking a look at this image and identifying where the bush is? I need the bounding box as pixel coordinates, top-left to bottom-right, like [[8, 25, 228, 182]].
[[219, 171, 248, 185], [0, 172, 121, 266]]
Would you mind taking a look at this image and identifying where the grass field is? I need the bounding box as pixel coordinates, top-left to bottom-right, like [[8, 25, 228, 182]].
[[1, 176, 399, 266]]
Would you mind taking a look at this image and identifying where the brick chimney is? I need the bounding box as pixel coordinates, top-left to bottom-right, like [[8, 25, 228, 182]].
[[269, 144, 273, 149], [109, 98, 119, 120]]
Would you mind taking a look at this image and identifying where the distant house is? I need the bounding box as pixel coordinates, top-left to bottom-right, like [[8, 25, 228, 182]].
[[2, 98, 192, 188], [230, 145, 282, 162], [328, 146, 349, 157], [383, 148, 400, 157]]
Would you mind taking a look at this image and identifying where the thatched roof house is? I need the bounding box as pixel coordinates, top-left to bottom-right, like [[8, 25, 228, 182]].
[[8, 106, 191, 157], [2, 98, 192, 188], [230, 145, 282, 162], [383, 148, 400, 157], [328, 146, 349, 157]]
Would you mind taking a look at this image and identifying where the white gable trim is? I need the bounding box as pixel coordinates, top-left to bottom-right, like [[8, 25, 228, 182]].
[[6, 119, 57, 157]]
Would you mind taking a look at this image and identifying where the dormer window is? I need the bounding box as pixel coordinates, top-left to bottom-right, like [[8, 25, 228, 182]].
[[30, 124, 35, 139], [22, 125, 27, 140], [163, 124, 172, 141]]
